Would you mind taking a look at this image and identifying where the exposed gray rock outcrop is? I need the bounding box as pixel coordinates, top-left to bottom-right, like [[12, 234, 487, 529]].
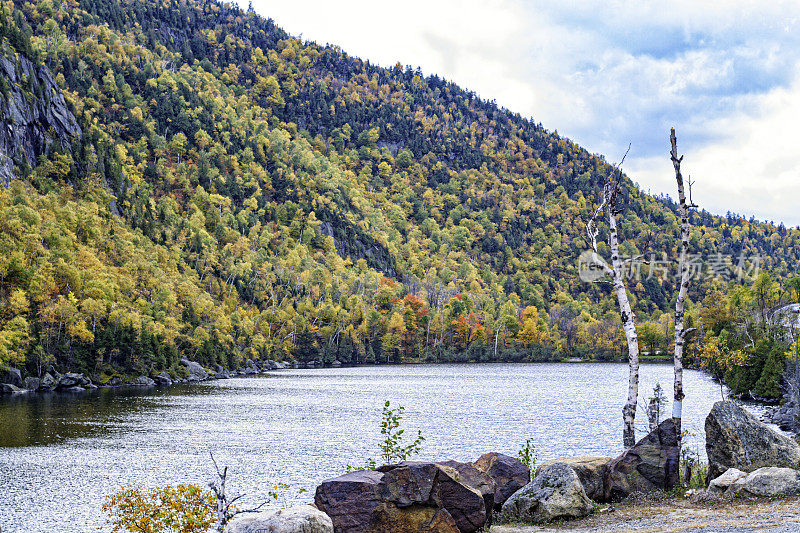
[[0, 49, 82, 184]]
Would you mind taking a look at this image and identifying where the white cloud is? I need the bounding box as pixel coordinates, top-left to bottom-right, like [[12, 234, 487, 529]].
[[628, 72, 800, 227], [242, 0, 800, 226]]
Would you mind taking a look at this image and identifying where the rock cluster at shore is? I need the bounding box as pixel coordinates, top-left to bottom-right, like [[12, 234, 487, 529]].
[[0, 359, 295, 394], [314, 455, 530, 533]]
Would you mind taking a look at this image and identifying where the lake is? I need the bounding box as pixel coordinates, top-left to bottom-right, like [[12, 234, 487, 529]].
[[0, 363, 750, 532]]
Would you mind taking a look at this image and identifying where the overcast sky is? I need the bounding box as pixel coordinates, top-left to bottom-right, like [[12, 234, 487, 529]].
[[240, 0, 800, 228]]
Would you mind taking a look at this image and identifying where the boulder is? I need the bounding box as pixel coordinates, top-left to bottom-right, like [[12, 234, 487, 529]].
[[426, 463, 488, 532], [436, 460, 496, 523], [708, 468, 748, 495], [603, 418, 679, 502], [224, 504, 333, 533], [56, 373, 89, 389], [706, 400, 800, 480], [500, 462, 593, 524], [770, 402, 800, 433], [315, 461, 489, 533], [153, 372, 173, 386], [38, 373, 56, 391], [180, 358, 209, 382], [472, 453, 530, 510], [373, 504, 459, 532], [536, 456, 611, 502], [315, 470, 385, 533], [214, 368, 231, 379], [378, 461, 488, 532], [60, 386, 85, 393], [736, 467, 800, 497], [23, 377, 40, 391], [0, 383, 25, 394], [132, 375, 155, 387], [2, 367, 23, 387]]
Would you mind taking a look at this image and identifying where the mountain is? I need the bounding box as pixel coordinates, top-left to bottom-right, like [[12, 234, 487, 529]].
[[0, 0, 798, 385]]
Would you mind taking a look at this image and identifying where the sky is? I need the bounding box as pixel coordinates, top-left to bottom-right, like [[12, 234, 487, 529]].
[[240, 0, 800, 227]]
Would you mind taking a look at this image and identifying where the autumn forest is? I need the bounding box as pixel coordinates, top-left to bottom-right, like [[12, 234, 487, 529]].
[[1, 0, 799, 398]]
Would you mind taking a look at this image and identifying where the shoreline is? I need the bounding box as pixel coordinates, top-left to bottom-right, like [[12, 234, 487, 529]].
[[0, 357, 691, 398]]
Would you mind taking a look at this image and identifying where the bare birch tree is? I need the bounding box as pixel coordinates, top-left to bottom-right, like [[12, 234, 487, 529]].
[[208, 453, 267, 531], [669, 128, 697, 440], [586, 149, 642, 448]]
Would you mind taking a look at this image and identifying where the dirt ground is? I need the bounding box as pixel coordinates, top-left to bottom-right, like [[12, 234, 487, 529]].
[[492, 495, 800, 533]]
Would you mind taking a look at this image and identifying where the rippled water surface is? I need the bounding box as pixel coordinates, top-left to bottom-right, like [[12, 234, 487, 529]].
[[0, 363, 749, 532]]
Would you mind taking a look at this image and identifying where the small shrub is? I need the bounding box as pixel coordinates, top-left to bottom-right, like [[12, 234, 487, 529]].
[[103, 484, 215, 533], [517, 438, 538, 473], [679, 441, 708, 490], [347, 400, 425, 471]]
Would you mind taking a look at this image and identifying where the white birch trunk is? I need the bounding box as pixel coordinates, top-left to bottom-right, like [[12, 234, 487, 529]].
[[670, 128, 692, 438], [608, 209, 640, 448]]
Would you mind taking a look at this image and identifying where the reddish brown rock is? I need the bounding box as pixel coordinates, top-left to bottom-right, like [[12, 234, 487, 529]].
[[315, 461, 490, 533], [471, 452, 530, 509], [314, 470, 384, 533], [603, 418, 679, 502], [436, 460, 495, 523]]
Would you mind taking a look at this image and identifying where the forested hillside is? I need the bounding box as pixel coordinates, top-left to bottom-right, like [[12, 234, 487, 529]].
[[1, 0, 799, 388]]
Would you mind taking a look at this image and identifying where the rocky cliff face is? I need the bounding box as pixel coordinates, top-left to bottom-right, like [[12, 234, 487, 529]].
[[0, 49, 82, 184]]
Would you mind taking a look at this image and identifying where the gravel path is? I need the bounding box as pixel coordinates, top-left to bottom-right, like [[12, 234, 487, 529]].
[[492, 497, 800, 533]]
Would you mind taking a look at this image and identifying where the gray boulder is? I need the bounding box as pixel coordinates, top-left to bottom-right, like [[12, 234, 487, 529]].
[[2, 367, 23, 387], [706, 401, 800, 480], [500, 462, 593, 524], [132, 375, 155, 387], [603, 418, 679, 501], [153, 372, 173, 386], [56, 373, 89, 389], [38, 373, 56, 391], [536, 456, 611, 502], [769, 402, 800, 432], [736, 467, 800, 497], [708, 468, 748, 496], [224, 505, 333, 533], [23, 377, 40, 391], [180, 358, 209, 382], [0, 383, 25, 394]]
